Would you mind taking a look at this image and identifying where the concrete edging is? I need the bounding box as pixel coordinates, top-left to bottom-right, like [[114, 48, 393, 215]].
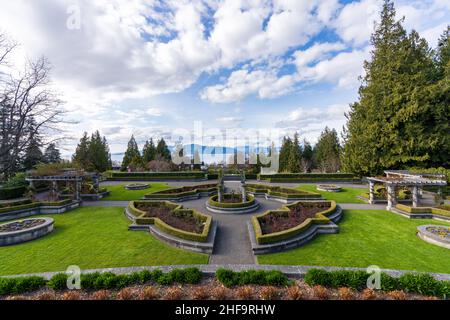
[[0, 201, 81, 222], [0, 217, 54, 246]]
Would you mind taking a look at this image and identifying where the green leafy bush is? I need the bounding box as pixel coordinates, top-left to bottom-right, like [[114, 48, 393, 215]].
[[0, 276, 46, 295], [216, 269, 288, 287], [47, 273, 68, 291], [398, 273, 443, 297]]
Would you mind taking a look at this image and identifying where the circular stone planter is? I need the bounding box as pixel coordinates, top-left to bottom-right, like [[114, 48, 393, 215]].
[[317, 184, 342, 192], [0, 217, 54, 246], [417, 225, 450, 249], [206, 194, 260, 214], [125, 183, 150, 190]]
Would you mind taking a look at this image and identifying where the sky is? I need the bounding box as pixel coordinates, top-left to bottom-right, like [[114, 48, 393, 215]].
[[0, 0, 449, 162]]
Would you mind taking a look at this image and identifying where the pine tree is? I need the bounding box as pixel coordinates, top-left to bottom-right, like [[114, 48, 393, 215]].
[[142, 138, 157, 164], [121, 135, 141, 171], [341, 0, 446, 175], [22, 128, 43, 170], [278, 137, 293, 172], [43, 143, 61, 164], [156, 138, 171, 162], [88, 131, 111, 172], [72, 132, 91, 169], [314, 127, 341, 173], [287, 132, 303, 173]]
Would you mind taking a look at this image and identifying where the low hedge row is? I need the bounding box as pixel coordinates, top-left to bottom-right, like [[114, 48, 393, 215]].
[[1, 268, 203, 295], [265, 178, 361, 183], [0, 185, 27, 200], [128, 201, 212, 242], [107, 171, 206, 180], [304, 269, 450, 298], [245, 184, 320, 199], [252, 201, 337, 245], [0, 199, 74, 215], [144, 184, 216, 199], [396, 204, 450, 217], [208, 194, 255, 208], [0, 198, 32, 208], [258, 173, 360, 182], [216, 269, 289, 288]]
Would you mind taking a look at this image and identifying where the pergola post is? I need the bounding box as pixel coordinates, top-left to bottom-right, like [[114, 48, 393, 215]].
[[368, 181, 375, 204], [412, 186, 420, 208], [386, 184, 397, 210], [75, 179, 81, 201], [52, 180, 58, 201], [93, 175, 99, 193]]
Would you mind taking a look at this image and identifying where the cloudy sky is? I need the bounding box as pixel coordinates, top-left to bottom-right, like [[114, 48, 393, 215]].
[[0, 0, 448, 160]]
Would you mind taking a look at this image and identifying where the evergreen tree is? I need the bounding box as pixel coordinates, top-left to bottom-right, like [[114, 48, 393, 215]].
[[43, 143, 61, 164], [342, 0, 447, 174], [287, 132, 303, 173], [278, 136, 293, 172], [22, 127, 43, 170], [72, 132, 91, 169], [142, 138, 157, 164], [87, 131, 111, 172], [156, 138, 171, 162], [121, 135, 141, 171], [314, 127, 341, 173]]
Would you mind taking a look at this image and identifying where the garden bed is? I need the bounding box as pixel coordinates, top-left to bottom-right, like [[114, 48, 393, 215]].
[[316, 185, 342, 192], [144, 184, 217, 201], [206, 194, 259, 213], [0, 217, 54, 246], [125, 183, 150, 190], [417, 225, 450, 249], [127, 201, 212, 243], [251, 201, 339, 246], [245, 184, 321, 202]]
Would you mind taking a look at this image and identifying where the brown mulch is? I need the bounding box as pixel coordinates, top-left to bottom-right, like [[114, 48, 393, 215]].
[[136, 205, 203, 233], [259, 203, 331, 234]]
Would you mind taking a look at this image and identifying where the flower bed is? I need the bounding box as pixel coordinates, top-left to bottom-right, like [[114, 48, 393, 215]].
[[208, 194, 255, 209], [125, 183, 150, 190], [144, 184, 217, 200], [417, 225, 450, 249], [252, 201, 338, 245], [127, 201, 212, 242], [0, 217, 54, 246], [316, 184, 342, 192]]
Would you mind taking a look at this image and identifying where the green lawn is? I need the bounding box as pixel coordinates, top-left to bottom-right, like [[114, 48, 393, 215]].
[[258, 210, 450, 274], [102, 183, 171, 201], [297, 184, 367, 204], [0, 207, 208, 276]]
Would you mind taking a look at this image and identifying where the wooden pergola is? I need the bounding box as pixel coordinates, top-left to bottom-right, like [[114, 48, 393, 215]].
[[367, 170, 447, 209], [26, 170, 100, 201]]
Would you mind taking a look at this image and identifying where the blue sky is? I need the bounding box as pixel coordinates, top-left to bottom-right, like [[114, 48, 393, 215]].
[[0, 0, 448, 162]]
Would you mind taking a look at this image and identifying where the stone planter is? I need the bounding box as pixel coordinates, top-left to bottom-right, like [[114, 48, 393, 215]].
[[0, 217, 54, 246], [317, 184, 342, 192], [125, 183, 150, 190], [417, 225, 450, 249], [206, 194, 260, 214]]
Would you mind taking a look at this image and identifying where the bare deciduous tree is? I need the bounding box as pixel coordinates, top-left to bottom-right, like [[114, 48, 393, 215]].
[[0, 33, 66, 179]]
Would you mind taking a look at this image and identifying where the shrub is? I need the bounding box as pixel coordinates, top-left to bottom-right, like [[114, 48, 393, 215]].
[[216, 269, 288, 287], [62, 291, 82, 300], [235, 286, 254, 300], [398, 273, 443, 297], [259, 286, 279, 300], [286, 285, 303, 300], [117, 288, 136, 300], [91, 290, 111, 300], [138, 270, 153, 284], [0, 276, 46, 296], [191, 286, 209, 300], [0, 185, 27, 200], [312, 285, 329, 300], [47, 273, 68, 291], [139, 286, 159, 300], [380, 273, 399, 292], [387, 290, 407, 300], [164, 286, 183, 300]]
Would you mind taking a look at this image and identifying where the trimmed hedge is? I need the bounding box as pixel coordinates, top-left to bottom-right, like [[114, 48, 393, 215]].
[[106, 171, 206, 181], [252, 201, 337, 245], [245, 184, 320, 199], [258, 173, 360, 183], [395, 204, 450, 218], [0, 199, 73, 215], [208, 194, 255, 208], [0, 185, 27, 200], [0, 198, 32, 209], [144, 184, 217, 199], [216, 269, 289, 288], [304, 269, 450, 298], [0, 276, 47, 296], [128, 201, 212, 242]]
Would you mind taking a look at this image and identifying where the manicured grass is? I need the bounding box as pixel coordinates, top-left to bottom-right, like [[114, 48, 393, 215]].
[[258, 210, 450, 274], [297, 184, 366, 204], [0, 207, 208, 276], [102, 183, 171, 201]]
